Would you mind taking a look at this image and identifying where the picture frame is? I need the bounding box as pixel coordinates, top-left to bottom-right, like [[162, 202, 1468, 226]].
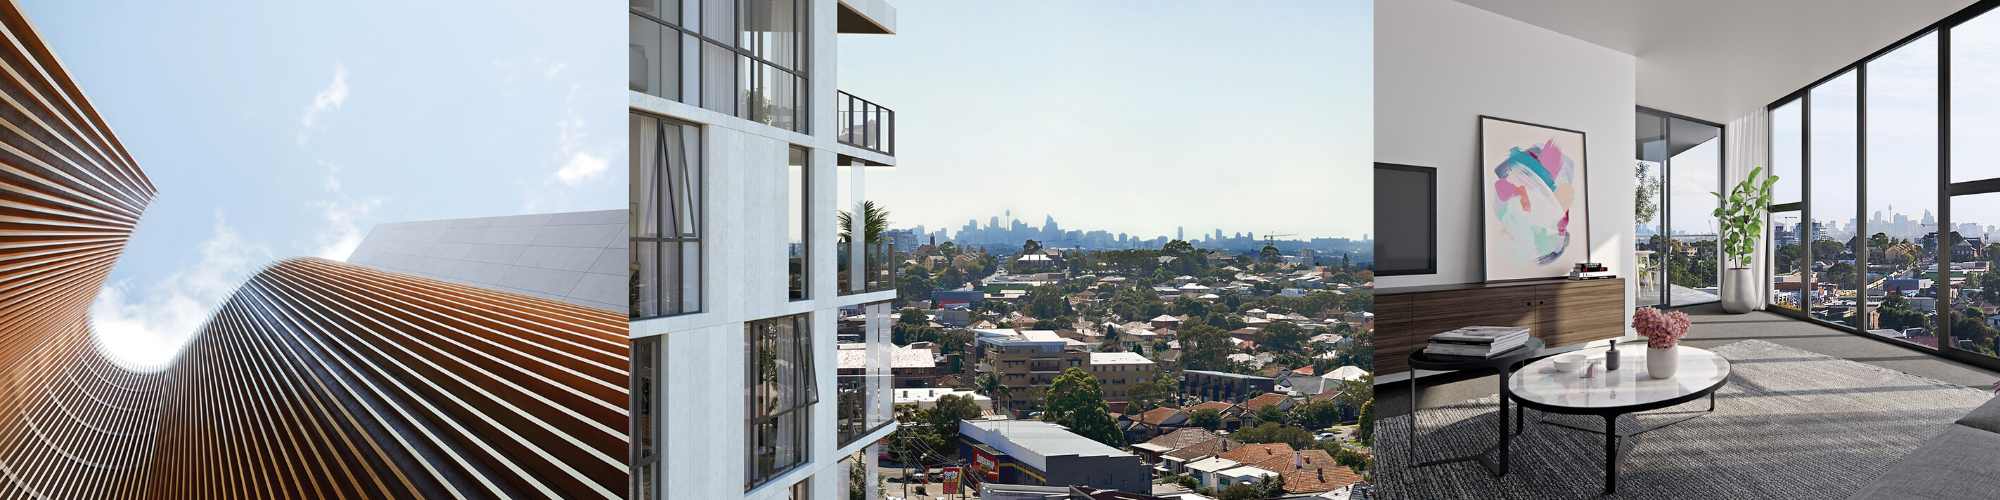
[[1479, 115, 1591, 282]]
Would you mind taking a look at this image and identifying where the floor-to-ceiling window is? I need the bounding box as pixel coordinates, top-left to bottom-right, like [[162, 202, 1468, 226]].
[[1772, 101, 1805, 311], [1867, 32, 1940, 347], [1758, 0, 2000, 370], [747, 313, 816, 490], [1635, 108, 1723, 308], [631, 337, 662, 499], [630, 0, 807, 133], [789, 145, 809, 301], [1948, 8, 2000, 359], [632, 113, 702, 319], [1809, 71, 1860, 325]]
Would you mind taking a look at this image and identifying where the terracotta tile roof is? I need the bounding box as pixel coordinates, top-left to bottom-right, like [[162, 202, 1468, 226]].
[[1161, 437, 1245, 461], [1292, 366, 1316, 376], [1245, 393, 1290, 410], [1143, 427, 1221, 450], [1243, 449, 1364, 493], [1137, 407, 1185, 427], [1216, 443, 1294, 463], [1187, 401, 1236, 415], [1311, 389, 1343, 402]]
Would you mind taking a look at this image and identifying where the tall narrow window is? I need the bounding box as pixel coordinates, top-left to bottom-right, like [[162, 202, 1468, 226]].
[[631, 336, 662, 499], [1808, 71, 1859, 324], [747, 314, 817, 489], [1771, 100, 1805, 311], [790, 146, 810, 300], [1866, 32, 1939, 346], [632, 113, 702, 319]]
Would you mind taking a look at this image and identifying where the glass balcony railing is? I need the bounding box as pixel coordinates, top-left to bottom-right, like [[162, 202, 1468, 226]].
[[840, 242, 896, 295], [838, 91, 894, 156]]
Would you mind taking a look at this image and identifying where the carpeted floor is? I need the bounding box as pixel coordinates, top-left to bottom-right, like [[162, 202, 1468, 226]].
[[1374, 340, 1995, 500]]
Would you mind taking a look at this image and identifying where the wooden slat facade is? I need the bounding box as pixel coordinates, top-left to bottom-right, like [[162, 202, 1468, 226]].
[[0, 4, 632, 499]]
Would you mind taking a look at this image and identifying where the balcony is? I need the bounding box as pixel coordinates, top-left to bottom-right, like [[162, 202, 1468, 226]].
[[837, 91, 894, 156], [837, 242, 897, 296]]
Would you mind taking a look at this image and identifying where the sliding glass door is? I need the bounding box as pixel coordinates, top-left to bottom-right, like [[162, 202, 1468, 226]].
[[1635, 108, 1723, 308]]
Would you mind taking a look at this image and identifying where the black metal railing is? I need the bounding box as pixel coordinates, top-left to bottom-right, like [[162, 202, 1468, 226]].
[[837, 91, 894, 156]]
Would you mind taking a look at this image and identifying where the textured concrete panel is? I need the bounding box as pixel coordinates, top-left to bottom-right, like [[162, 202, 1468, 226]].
[[350, 210, 625, 313]]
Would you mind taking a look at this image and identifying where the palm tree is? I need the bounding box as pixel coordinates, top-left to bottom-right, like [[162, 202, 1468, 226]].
[[838, 201, 892, 244], [976, 371, 1011, 414]]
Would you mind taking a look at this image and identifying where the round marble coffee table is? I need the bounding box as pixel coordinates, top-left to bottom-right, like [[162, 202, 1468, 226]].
[[1505, 344, 1731, 495]]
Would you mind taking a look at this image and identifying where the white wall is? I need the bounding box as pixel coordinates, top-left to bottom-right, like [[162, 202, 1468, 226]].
[[1376, 0, 1639, 325]]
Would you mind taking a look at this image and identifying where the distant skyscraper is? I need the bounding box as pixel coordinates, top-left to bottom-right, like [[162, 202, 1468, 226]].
[[1178, 226, 1184, 241]]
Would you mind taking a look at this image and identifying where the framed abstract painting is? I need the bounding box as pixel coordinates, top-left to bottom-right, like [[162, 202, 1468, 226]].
[[1480, 115, 1591, 282]]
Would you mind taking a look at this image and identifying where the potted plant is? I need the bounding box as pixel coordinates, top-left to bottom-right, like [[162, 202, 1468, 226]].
[[1632, 307, 1691, 378], [1712, 166, 1779, 314]]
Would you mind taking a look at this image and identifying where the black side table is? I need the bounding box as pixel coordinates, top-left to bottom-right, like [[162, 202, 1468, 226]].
[[1404, 337, 1544, 477]]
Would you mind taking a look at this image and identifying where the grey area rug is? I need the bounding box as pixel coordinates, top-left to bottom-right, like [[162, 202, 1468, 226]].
[[1374, 340, 1994, 500]]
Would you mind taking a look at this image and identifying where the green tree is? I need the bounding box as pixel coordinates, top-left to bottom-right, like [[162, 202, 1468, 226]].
[[1255, 321, 1310, 354], [898, 265, 936, 302], [838, 201, 891, 244], [1042, 367, 1124, 447], [976, 372, 1012, 414], [1357, 400, 1374, 445], [1812, 239, 1847, 261], [849, 452, 881, 500], [1180, 324, 1234, 372], [1260, 245, 1283, 264], [931, 394, 983, 432], [1635, 161, 1660, 228], [1126, 381, 1169, 413], [1298, 399, 1344, 429], [1189, 408, 1223, 431], [1174, 294, 1210, 319], [1022, 239, 1043, 255], [892, 308, 939, 345], [1335, 373, 1375, 419], [1251, 404, 1287, 427], [1233, 422, 1312, 449]]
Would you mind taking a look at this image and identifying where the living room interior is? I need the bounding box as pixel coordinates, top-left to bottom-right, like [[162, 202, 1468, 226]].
[[1374, 0, 2000, 498]]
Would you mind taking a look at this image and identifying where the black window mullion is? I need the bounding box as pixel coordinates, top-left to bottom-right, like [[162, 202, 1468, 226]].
[[1857, 65, 1869, 335]]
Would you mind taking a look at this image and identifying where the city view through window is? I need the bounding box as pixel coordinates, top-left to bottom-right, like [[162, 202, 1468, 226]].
[[835, 2, 1376, 497]]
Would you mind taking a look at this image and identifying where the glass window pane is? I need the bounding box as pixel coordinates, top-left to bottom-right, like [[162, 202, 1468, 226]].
[[1773, 101, 1804, 205], [1955, 12, 2000, 182], [630, 14, 663, 95], [1867, 32, 1939, 347], [790, 147, 808, 300], [632, 114, 661, 239], [1669, 118, 1722, 306], [1636, 113, 1667, 307], [1947, 194, 2000, 356], [632, 241, 658, 318], [1773, 212, 1804, 310], [1810, 71, 1860, 324]]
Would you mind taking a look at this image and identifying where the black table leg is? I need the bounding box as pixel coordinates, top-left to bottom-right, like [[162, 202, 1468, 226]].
[[1603, 414, 1620, 495], [1514, 398, 1526, 436], [1497, 371, 1510, 475], [1408, 373, 1417, 474]]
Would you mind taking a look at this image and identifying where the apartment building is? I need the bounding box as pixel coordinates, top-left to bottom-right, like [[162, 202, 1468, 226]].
[[627, 1, 902, 499], [968, 329, 1090, 413], [1088, 351, 1157, 407]]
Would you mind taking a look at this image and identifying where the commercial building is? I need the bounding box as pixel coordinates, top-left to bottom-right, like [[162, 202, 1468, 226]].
[[1182, 370, 1277, 404], [958, 420, 1152, 494], [627, 0, 904, 498], [0, 5, 629, 498]]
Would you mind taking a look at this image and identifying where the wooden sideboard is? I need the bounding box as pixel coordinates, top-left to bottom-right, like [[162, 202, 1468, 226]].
[[1376, 278, 1625, 375]]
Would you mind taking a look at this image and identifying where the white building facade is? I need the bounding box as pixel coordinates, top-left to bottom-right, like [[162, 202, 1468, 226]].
[[628, 1, 902, 499]]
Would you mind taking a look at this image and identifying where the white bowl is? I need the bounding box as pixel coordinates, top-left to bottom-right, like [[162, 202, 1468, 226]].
[[1551, 353, 1587, 372]]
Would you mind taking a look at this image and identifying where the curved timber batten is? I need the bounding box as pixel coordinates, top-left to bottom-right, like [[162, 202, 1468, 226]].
[[0, 4, 631, 499]]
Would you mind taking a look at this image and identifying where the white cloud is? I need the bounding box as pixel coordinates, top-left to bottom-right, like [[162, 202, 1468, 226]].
[[310, 162, 383, 261], [298, 63, 350, 144], [90, 209, 271, 372], [551, 84, 608, 188]]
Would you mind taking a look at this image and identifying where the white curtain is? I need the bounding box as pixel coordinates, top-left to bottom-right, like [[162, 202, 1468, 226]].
[[1725, 107, 1771, 309]]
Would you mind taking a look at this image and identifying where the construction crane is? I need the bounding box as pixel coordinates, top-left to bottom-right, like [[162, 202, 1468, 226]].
[[1263, 233, 1297, 248]]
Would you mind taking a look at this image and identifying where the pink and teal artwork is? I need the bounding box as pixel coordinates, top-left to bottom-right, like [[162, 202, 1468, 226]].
[[1480, 116, 1590, 281]]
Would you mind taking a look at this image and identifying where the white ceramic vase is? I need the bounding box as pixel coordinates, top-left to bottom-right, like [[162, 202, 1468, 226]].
[[1647, 346, 1679, 379], [1722, 268, 1756, 314]]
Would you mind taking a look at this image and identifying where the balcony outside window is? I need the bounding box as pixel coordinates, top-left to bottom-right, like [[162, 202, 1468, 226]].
[[838, 91, 894, 155]]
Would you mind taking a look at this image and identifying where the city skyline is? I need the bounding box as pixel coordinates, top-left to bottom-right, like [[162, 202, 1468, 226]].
[[839, 0, 1372, 241]]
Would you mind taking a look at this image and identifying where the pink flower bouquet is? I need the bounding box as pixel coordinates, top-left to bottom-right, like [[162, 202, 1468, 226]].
[[1632, 307, 1691, 349]]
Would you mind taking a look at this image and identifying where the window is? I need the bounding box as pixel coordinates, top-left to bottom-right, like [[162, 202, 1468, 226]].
[[632, 113, 702, 319], [789, 146, 809, 300], [837, 303, 893, 446], [1771, 101, 1805, 311], [747, 314, 817, 489], [630, 0, 808, 133], [1809, 71, 1860, 323], [631, 336, 662, 499], [1635, 108, 1724, 308], [1866, 32, 1938, 347]]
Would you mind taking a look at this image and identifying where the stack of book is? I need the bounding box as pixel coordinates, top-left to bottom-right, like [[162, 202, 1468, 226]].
[[1424, 326, 1531, 359]]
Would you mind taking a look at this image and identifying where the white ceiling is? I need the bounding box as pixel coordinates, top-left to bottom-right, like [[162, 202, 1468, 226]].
[[1451, 0, 1982, 124]]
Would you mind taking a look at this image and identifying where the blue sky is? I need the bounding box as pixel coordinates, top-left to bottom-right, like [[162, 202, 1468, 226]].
[[23, 0, 621, 370], [841, 0, 1373, 242]]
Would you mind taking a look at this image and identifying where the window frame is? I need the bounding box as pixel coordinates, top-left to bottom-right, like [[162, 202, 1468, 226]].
[[630, 0, 810, 133], [632, 112, 703, 320], [745, 313, 819, 490]]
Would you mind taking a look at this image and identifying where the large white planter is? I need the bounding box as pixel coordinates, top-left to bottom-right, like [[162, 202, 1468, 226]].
[[1722, 267, 1756, 314], [1647, 346, 1679, 379]]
